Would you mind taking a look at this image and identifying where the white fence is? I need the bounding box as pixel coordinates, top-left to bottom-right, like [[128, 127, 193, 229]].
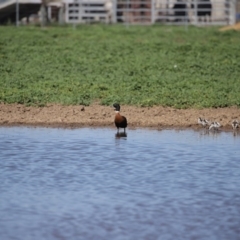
[[65, 0, 236, 25], [65, 0, 114, 23], [0, 0, 236, 25]]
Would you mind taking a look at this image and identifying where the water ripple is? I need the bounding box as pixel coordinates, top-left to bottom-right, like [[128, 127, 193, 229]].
[[0, 127, 240, 240]]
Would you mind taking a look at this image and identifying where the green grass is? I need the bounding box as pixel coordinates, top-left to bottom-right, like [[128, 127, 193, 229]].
[[0, 24, 240, 108]]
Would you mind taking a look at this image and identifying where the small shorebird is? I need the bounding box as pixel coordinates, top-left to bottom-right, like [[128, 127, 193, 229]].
[[232, 120, 239, 130], [113, 103, 127, 133], [209, 121, 221, 131], [198, 117, 210, 128]]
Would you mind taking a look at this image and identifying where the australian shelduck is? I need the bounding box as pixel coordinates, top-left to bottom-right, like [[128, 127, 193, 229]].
[[113, 103, 127, 133]]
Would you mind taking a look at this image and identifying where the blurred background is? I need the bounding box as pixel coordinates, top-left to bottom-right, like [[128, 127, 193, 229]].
[[0, 0, 239, 26]]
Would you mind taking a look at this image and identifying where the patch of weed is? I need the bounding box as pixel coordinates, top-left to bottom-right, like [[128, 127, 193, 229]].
[[0, 25, 240, 108]]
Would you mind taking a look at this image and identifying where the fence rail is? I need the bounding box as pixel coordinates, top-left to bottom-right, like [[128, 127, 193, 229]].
[[65, 0, 236, 25], [0, 0, 237, 25]]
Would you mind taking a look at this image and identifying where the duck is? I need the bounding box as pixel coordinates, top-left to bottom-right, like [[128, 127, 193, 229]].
[[113, 103, 127, 133], [232, 120, 239, 130], [209, 121, 221, 131], [198, 117, 210, 128]]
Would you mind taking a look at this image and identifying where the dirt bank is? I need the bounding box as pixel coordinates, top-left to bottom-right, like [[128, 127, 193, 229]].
[[0, 103, 240, 131]]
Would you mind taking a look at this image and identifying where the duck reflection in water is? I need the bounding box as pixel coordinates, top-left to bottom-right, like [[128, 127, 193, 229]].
[[115, 132, 127, 138], [233, 131, 240, 137]]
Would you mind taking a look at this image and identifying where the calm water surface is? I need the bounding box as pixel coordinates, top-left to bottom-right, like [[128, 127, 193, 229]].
[[0, 127, 240, 240]]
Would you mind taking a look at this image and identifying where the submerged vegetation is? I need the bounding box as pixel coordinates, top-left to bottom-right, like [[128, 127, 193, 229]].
[[0, 25, 240, 108]]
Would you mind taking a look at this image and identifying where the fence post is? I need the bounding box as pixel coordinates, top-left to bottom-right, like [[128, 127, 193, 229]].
[[194, 0, 198, 25], [40, 4, 46, 27], [126, 0, 130, 27], [184, 2, 188, 30], [58, 4, 64, 24], [79, 0, 82, 23], [47, 6, 51, 22], [16, 0, 19, 26], [230, 0, 236, 25], [151, 0, 155, 24], [113, 0, 117, 23], [65, 3, 68, 23]]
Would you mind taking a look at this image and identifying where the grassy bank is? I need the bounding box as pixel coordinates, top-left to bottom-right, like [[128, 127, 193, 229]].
[[0, 25, 240, 108]]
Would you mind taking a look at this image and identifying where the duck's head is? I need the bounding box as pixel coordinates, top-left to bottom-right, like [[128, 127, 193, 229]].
[[113, 103, 120, 112]]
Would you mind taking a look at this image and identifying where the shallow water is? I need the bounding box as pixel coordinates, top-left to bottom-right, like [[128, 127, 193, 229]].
[[0, 127, 240, 240]]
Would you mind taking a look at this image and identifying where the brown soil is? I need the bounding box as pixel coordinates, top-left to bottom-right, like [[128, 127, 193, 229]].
[[0, 103, 240, 131]]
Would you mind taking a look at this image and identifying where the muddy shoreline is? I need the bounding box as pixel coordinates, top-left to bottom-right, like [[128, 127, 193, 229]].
[[0, 103, 240, 131]]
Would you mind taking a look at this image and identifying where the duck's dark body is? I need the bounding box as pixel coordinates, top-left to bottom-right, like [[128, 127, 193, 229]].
[[113, 103, 127, 132], [115, 113, 127, 129]]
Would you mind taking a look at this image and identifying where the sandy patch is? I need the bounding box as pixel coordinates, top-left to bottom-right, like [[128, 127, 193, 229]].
[[1, 103, 240, 131], [219, 22, 240, 31]]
